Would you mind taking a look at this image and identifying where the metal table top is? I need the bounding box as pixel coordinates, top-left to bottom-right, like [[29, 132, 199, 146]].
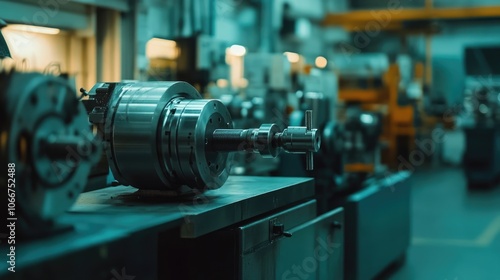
[[70, 176, 314, 238], [8, 176, 314, 272]]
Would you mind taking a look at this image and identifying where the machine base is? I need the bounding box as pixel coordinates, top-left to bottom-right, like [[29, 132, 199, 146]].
[[464, 126, 500, 189], [333, 172, 411, 280], [1, 177, 318, 280]]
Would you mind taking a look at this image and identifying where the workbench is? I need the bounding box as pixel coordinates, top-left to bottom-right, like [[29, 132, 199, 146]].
[[2, 177, 345, 280]]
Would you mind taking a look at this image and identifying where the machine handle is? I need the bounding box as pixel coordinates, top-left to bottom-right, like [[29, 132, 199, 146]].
[[331, 221, 342, 230], [305, 110, 314, 170], [270, 221, 293, 239]]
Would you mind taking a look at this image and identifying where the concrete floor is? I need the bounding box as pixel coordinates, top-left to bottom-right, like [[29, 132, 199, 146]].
[[388, 166, 500, 280]]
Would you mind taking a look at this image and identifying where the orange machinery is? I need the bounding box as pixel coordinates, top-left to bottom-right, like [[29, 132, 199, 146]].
[[338, 63, 422, 169]]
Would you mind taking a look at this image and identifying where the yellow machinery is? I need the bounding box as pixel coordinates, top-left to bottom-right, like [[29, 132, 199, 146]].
[[338, 63, 423, 169]]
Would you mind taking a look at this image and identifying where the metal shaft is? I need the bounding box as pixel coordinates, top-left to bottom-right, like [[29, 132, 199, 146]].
[[211, 129, 255, 152], [40, 135, 93, 160], [211, 119, 321, 166]]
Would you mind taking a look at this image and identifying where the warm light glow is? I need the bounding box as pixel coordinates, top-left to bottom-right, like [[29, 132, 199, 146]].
[[5, 24, 60, 35], [284, 52, 300, 63], [240, 78, 248, 88], [315, 56, 328, 69], [225, 46, 246, 89], [216, 79, 229, 88], [146, 38, 178, 59], [228, 45, 246, 57]]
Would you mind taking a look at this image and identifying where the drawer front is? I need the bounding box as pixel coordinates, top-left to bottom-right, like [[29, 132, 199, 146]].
[[239, 200, 317, 252], [240, 206, 344, 280]]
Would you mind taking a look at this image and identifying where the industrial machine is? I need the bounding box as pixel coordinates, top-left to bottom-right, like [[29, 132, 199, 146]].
[[462, 46, 500, 188], [244, 52, 292, 128], [1, 70, 347, 279], [281, 83, 385, 209], [334, 53, 422, 168], [1, 71, 321, 207], [146, 35, 228, 95], [330, 106, 383, 188], [278, 85, 411, 279], [82, 81, 319, 193], [207, 52, 294, 175], [0, 71, 102, 237]]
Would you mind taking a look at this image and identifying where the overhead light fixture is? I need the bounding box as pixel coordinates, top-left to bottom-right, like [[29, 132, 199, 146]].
[[5, 24, 60, 35], [228, 45, 246, 57], [284, 52, 300, 64], [315, 56, 328, 69]]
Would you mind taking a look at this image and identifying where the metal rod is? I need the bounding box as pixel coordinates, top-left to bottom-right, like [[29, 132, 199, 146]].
[[211, 129, 250, 152], [40, 136, 88, 160], [306, 151, 314, 170], [305, 110, 312, 130]]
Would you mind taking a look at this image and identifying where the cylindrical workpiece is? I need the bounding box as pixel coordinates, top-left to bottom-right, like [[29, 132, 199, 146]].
[[306, 152, 314, 170], [99, 81, 233, 192], [306, 110, 313, 130], [86, 81, 323, 194], [278, 127, 321, 153]]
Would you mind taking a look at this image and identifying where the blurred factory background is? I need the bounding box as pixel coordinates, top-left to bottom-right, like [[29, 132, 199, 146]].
[[1, 0, 500, 279]]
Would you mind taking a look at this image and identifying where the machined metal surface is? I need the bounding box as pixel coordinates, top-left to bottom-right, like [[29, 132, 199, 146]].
[[105, 82, 200, 189], [0, 71, 101, 226], [211, 110, 320, 170], [70, 176, 314, 238], [85, 82, 321, 193], [84, 82, 233, 192]]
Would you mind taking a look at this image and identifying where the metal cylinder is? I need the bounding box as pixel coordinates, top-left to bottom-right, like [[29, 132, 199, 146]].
[[277, 127, 321, 153], [161, 98, 233, 190], [88, 81, 323, 193], [104, 82, 197, 189], [103, 82, 233, 192]]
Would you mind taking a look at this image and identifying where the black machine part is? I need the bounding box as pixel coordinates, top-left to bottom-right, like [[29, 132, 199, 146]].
[[468, 87, 500, 123], [343, 108, 382, 153], [83, 82, 321, 193], [0, 71, 101, 231], [0, 19, 11, 58]]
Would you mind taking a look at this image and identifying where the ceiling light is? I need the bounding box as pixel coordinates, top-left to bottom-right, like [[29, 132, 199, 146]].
[[228, 45, 246, 57], [315, 56, 328, 69]]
